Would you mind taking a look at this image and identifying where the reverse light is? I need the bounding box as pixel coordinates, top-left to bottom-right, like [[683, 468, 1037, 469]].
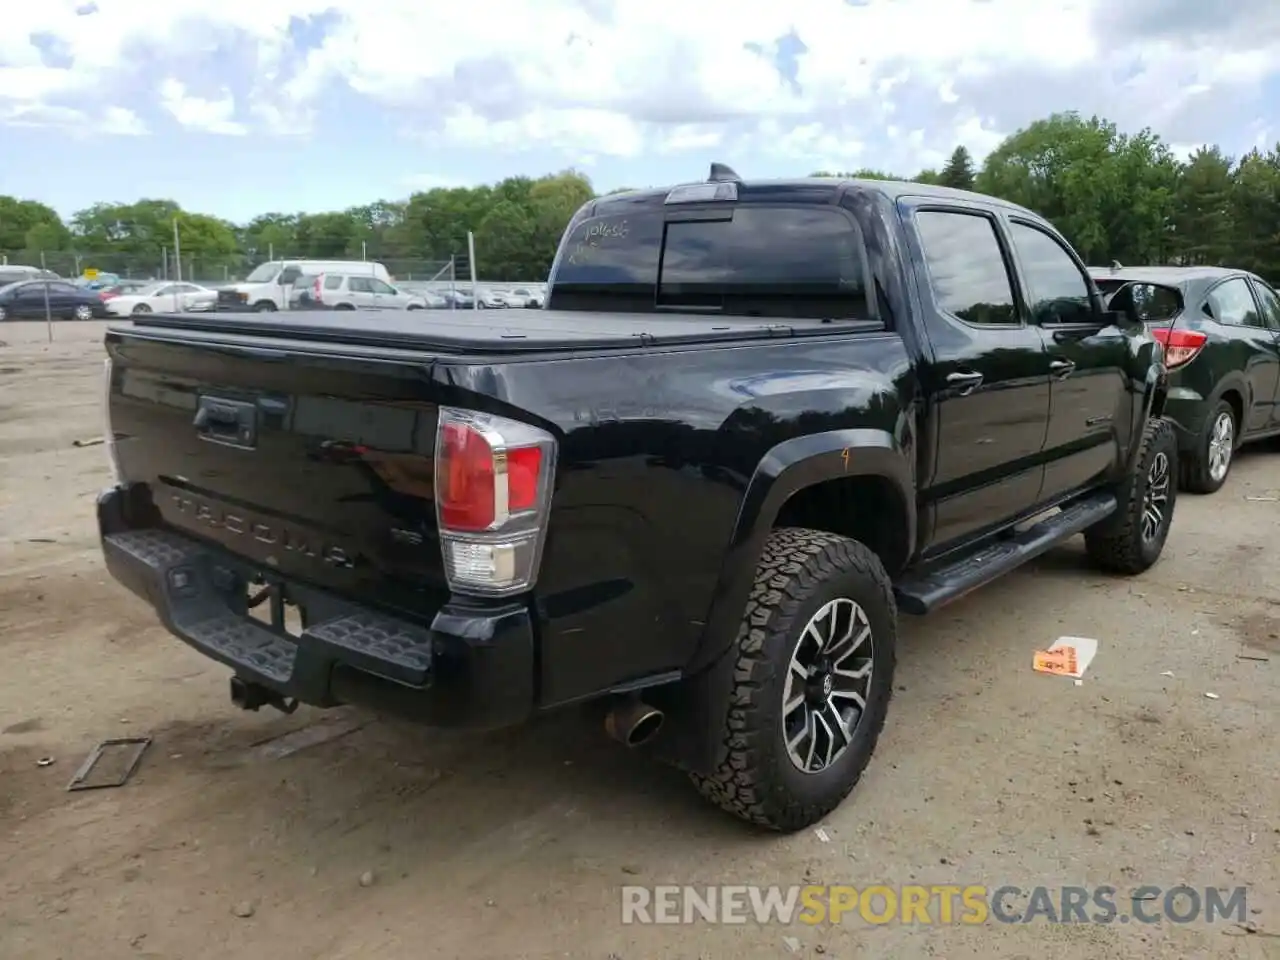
[[434, 407, 556, 596], [1150, 327, 1207, 369]]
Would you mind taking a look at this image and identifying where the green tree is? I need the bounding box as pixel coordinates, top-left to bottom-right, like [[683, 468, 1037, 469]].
[[5, 116, 1278, 283], [976, 112, 1176, 263], [1170, 147, 1235, 265], [475, 199, 538, 280], [0, 196, 64, 250], [1229, 147, 1280, 280], [241, 213, 299, 259], [939, 147, 976, 190]]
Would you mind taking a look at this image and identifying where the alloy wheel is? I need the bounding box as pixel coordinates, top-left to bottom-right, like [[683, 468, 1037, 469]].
[[781, 597, 875, 775], [1141, 450, 1171, 543], [1207, 411, 1234, 483], [74, 305, 93, 321]]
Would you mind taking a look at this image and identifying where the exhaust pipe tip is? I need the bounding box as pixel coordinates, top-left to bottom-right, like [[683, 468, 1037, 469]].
[[605, 699, 664, 747]]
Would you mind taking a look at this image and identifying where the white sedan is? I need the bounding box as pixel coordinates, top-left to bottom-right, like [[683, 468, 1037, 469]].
[[104, 282, 218, 316]]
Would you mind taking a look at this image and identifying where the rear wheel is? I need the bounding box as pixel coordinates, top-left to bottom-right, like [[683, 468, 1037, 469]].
[[689, 528, 896, 832], [1181, 399, 1235, 494], [131, 303, 152, 315], [73, 304, 95, 321], [1085, 416, 1177, 574], [252, 301, 277, 312]]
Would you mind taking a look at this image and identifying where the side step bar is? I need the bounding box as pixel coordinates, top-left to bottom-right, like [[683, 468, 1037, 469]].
[[894, 492, 1118, 615]]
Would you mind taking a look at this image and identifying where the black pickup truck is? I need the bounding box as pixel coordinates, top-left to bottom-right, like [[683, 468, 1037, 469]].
[[96, 167, 1174, 832]]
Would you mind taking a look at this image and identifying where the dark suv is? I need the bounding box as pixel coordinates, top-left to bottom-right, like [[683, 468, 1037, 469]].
[[1091, 266, 1280, 493]]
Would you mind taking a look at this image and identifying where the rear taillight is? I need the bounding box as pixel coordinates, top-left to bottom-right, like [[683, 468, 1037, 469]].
[[434, 407, 556, 596], [1151, 327, 1207, 369]]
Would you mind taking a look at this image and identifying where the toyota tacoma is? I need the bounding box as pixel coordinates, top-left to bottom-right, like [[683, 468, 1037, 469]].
[[96, 166, 1174, 831]]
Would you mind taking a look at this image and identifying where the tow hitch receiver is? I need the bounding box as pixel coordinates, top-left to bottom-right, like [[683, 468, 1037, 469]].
[[229, 676, 299, 714]]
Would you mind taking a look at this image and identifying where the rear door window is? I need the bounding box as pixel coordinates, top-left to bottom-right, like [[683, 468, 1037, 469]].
[[1205, 278, 1262, 327], [551, 205, 871, 320], [914, 210, 1019, 325], [324, 275, 344, 290]]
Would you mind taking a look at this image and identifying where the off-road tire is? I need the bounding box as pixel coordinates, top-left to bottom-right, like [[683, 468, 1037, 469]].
[[1180, 399, 1235, 494], [1084, 416, 1178, 574], [689, 528, 896, 832]]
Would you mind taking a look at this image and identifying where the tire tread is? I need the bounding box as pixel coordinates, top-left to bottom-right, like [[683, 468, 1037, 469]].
[[690, 527, 895, 832], [1085, 416, 1177, 574]]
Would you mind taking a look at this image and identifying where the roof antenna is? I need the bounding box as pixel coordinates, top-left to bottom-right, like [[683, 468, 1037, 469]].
[[708, 162, 741, 183]]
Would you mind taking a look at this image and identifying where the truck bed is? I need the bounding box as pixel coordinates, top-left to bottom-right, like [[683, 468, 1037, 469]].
[[121, 309, 870, 355]]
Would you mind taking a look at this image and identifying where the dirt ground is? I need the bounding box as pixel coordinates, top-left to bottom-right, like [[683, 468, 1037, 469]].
[[1, 320, 1278, 960]]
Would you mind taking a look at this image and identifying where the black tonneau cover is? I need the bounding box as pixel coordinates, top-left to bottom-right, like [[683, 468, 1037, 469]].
[[119, 309, 879, 355]]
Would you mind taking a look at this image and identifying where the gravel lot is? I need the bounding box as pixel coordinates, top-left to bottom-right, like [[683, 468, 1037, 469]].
[[1, 320, 1278, 960]]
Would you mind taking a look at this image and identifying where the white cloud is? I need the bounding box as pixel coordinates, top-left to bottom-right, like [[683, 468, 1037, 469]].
[[158, 78, 246, 135], [0, 0, 1277, 174], [0, 100, 146, 136], [100, 106, 148, 136]]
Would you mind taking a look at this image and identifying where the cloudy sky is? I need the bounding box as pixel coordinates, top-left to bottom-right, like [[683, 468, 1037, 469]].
[[2, 0, 1278, 222]]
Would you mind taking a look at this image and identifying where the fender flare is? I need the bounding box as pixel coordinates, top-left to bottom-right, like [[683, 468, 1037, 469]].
[[652, 429, 914, 776], [687, 428, 915, 675], [1125, 358, 1168, 473]]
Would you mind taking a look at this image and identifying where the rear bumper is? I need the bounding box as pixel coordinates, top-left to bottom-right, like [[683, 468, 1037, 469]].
[[97, 485, 536, 729]]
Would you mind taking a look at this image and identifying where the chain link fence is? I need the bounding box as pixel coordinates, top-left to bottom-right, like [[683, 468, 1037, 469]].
[[0, 250, 487, 286]]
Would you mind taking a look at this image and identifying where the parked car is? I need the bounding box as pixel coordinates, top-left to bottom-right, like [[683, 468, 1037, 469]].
[[104, 281, 218, 316], [439, 289, 475, 308], [97, 280, 152, 300], [470, 287, 507, 309], [0, 279, 108, 321], [216, 260, 394, 312], [0, 265, 59, 285], [96, 166, 1174, 833], [489, 289, 530, 308], [507, 286, 545, 308], [1089, 265, 1280, 493], [292, 273, 429, 311]]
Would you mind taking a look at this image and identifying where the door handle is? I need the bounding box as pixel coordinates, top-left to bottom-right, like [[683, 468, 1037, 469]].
[[946, 370, 984, 396], [1050, 359, 1076, 378]]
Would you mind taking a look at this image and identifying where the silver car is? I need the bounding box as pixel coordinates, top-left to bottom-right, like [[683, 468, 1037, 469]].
[[295, 273, 428, 311]]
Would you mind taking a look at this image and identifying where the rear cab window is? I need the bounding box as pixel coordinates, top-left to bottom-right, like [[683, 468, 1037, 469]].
[[548, 199, 873, 322]]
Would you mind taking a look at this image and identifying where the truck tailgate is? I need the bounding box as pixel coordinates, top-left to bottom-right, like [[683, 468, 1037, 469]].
[[106, 329, 448, 617]]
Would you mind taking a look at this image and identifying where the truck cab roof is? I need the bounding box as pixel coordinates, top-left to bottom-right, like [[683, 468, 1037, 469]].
[[590, 174, 1042, 219]]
